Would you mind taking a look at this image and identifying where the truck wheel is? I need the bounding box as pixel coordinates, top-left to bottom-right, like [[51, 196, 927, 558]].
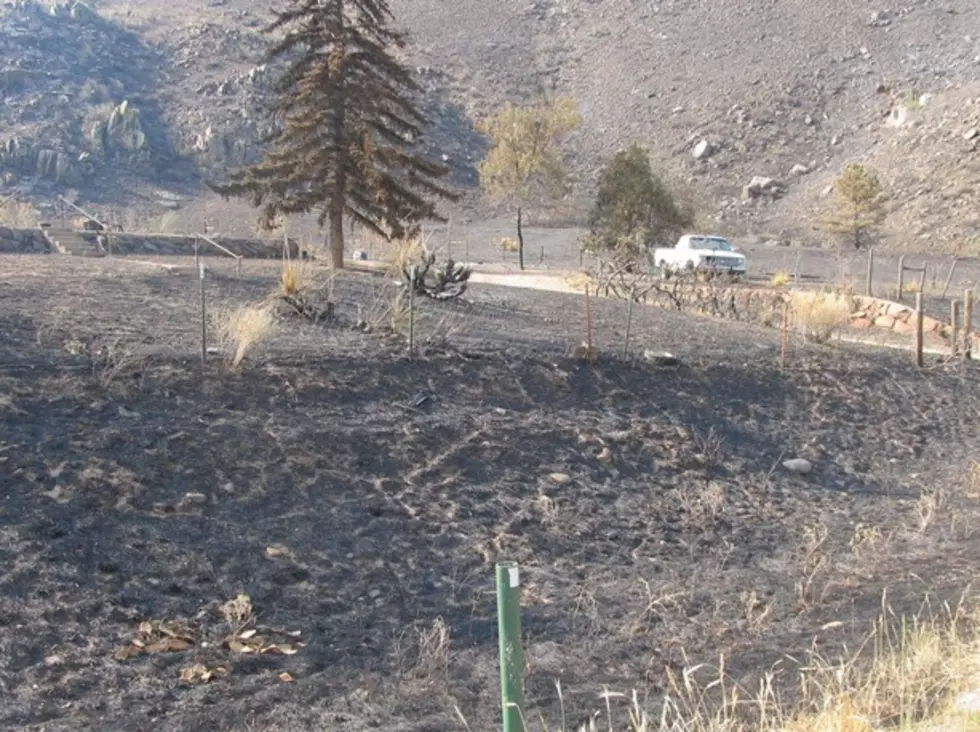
[[658, 260, 670, 280]]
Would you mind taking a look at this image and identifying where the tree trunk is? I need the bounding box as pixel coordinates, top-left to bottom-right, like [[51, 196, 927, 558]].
[[328, 198, 345, 270], [517, 205, 525, 271]]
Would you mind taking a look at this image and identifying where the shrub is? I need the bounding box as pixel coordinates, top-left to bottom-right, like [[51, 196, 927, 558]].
[[771, 271, 793, 288], [791, 291, 854, 343]]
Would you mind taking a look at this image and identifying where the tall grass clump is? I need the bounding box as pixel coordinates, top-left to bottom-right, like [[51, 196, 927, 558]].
[[791, 291, 855, 344], [210, 303, 276, 369]]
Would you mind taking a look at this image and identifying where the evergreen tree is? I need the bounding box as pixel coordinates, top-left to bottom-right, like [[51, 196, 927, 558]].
[[210, 0, 458, 269], [823, 163, 887, 250], [583, 144, 693, 262]]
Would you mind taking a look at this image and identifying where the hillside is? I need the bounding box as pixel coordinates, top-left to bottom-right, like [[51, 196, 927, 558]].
[[1, 0, 979, 246]]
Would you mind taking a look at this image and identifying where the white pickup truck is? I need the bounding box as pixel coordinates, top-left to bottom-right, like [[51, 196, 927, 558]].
[[652, 234, 747, 279]]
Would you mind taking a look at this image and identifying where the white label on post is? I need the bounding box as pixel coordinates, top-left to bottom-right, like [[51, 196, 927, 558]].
[[508, 567, 519, 588], [199, 263, 206, 279]]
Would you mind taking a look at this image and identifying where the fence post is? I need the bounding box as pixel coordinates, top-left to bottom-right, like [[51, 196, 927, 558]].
[[194, 235, 200, 273], [780, 300, 790, 371], [897, 256, 907, 301], [199, 262, 207, 369], [495, 561, 525, 732], [584, 284, 594, 362], [941, 257, 958, 300], [866, 247, 874, 297], [914, 292, 924, 368], [408, 266, 417, 360], [623, 287, 635, 359], [965, 289, 974, 361], [951, 300, 960, 358], [918, 266, 926, 296]]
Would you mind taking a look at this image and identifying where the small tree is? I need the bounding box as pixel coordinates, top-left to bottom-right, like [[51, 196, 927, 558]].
[[823, 163, 887, 250], [583, 144, 694, 265], [477, 97, 581, 270]]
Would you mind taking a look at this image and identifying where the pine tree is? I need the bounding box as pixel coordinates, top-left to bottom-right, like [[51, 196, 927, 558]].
[[210, 0, 458, 269], [823, 163, 887, 250]]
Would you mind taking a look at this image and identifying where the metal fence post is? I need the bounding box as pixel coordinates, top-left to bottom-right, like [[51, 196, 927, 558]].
[[496, 561, 525, 732]]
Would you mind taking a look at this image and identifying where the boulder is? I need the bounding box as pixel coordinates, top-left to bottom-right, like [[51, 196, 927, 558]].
[[693, 139, 714, 160], [742, 176, 785, 200], [782, 458, 813, 475]]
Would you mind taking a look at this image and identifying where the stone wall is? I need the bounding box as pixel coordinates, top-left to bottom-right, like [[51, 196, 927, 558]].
[[0, 226, 48, 253], [0, 227, 299, 259], [628, 279, 954, 340]]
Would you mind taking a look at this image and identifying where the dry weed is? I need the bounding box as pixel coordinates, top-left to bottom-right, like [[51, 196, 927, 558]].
[[791, 291, 854, 344], [0, 199, 40, 228], [771, 271, 793, 288], [90, 335, 148, 389], [394, 617, 452, 685], [219, 593, 254, 634], [796, 522, 832, 611], [210, 303, 277, 369]]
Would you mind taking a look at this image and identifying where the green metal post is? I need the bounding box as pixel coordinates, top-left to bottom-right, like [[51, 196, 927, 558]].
[[496, 561, 525, 732]]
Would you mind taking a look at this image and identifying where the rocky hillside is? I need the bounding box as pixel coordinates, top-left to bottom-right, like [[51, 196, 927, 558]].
[[2, 0, 979, 247]]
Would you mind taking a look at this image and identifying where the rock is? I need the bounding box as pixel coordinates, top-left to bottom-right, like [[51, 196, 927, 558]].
[[790, 163, 810, 176], [851, 317, 872, 329], [868, 10, 893, 27], [548, 472, 572, 485], [642, 350, 681, 367], [180, 492, 208, 506], [782, 458, 813, 475], [885, 107, 909, 128], [874, 315, 896, 328], [742, 176, 785, 200], [964, 128, 979, 141], [954, 689, 980, 713], [693, 139, 714, 160], [596, 446, 612, 463]]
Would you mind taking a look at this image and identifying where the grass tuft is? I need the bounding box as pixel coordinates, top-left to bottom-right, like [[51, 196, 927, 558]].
[[210, 303, 276, 369], [771, 271, 793, 288]]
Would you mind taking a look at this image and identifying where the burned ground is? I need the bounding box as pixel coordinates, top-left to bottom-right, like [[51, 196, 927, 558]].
[[0, 256, 978, 731]]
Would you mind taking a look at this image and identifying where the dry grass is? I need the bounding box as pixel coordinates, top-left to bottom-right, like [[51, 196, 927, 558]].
[[480, 599, 980, 732], [791, 291, 855, 344], [210, 303, 277, 369], [771, 271, 793, 288], [385, 236, 427, 278], [0, 200, 40, 228], [276, 259, 322, 298]]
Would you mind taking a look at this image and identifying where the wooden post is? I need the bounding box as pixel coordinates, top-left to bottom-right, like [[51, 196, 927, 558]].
[[897, 255, 905, 302], [951, 300, 960, 358], [780, 300, 790, 371], [408, 266, 417, 360], [914, 292, 924, 368], [941, 258, 958, 300], [794, 251, 802, 286], [584, 284, 594, 363], [623, 287, 635, 359], [539, 245, 544, 265], [194, 235, 200, 273], [447, 216, 453, 260], [965, 289, 974, 361], [865, 247, 874, 297], [918, 266, 926, 296], [199, 262, 207, 369]]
